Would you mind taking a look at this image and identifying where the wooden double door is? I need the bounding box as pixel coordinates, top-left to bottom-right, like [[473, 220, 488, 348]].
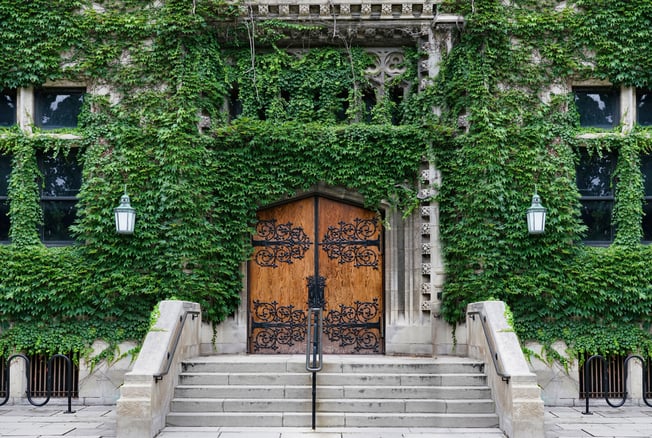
[[248, 196, 384, 354]]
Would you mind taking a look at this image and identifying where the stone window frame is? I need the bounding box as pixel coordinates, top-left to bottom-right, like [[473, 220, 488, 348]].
[[0, 80, 87, 245], [15, 80, 87, 134], [569, 80, 652, 245]]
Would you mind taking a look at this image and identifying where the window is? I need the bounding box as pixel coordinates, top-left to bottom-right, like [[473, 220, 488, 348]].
[[37, 149, 82, 243], [576, 149, 617, 243], [642, 154, 652, 241], [0, 89, 16, 127], [637, 88, 652, 127], [573, 87, 620, 129], [34, 88, 85, 130], [0, 155, 9, 242], [228, 84, 243, 121]]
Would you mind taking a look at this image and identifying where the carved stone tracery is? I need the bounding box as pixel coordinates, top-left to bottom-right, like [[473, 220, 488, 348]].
[[365, 49, 407, 89]]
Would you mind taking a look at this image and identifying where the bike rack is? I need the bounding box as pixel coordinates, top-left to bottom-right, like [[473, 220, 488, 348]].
[[306, 307, 323, 430], [0, 353, 75, 413], [582, 354, 652, 415]]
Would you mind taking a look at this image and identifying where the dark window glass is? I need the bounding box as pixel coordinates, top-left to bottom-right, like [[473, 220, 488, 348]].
[[0, 155, 10, 241], [228, 85, 242, 121], [573, 87, 620, 129], [637, 89, 652, 127], [335, 90, 349, 122], [642, 154, 652, 241], [363, 88, 376, 123], [34, 88, 85, 130], [0, 89, 16, 127], [576, 149, 617, 243], [388, 85, 404, 125], [37, 149, 81, 243]]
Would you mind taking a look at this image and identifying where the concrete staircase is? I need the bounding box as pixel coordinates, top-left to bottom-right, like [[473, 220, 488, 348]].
[[165, 355, 499, 429]]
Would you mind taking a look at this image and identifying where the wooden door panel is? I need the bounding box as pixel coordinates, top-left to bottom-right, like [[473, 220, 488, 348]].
[[249, 197, 314, 353], [318, 198, 383, 354], [249, 196, 383, 354]]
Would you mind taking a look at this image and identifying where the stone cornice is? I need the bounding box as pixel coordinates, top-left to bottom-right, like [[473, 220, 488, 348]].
[[242, 0, 455, 22], [217, 1, 463, 46], [242, 0, 463, 24]]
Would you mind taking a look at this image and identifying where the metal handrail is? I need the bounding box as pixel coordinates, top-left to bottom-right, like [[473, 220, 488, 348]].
[[153, 310, 200, 382], [0, 353, 75, 413], [582, 354, 652, 415], [306, 308, 323, 372], [467, 310, 510, 384], [306, 307, 323, 430]]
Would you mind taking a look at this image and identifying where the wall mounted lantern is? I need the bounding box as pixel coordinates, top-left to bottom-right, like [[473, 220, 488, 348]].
[[114, 186, 136, 234], [526, 189, 546, 234]]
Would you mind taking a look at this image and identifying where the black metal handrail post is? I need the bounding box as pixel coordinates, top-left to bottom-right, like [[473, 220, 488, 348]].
[[467, 310, 510, 383], [306, 307, 323, 430], [153, 309, 200, 382]]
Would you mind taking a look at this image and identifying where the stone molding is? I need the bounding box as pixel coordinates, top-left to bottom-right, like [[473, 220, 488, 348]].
[[242, 0, 440, 20]]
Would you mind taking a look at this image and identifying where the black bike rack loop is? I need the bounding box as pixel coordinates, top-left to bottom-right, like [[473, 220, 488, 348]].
[[0, 353, 75, 413], [583, 354, 652, 415]]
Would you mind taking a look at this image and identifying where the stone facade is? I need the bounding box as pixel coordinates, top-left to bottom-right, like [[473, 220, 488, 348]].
[[205, 0, 461, 358]]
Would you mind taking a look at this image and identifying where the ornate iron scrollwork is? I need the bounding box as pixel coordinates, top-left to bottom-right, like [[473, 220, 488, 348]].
[[323, 298, 382, 352], [321, 217, 380, 269], [252, 219, 312, 268], [250, 300, 307, 351]]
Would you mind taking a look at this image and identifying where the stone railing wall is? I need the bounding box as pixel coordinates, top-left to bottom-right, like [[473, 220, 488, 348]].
[[466, 301, 545, 438], [116, 300, 201, 438]]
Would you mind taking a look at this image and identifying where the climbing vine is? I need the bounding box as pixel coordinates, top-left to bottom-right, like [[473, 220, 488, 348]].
[[0, 0, 652, 367], [0, 0, 441, 359], [435, 0, 652, 361]]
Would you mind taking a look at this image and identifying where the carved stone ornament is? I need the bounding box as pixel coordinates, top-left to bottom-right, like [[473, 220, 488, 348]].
[[366, 49, 407, 88], [242, 0, 440, 20]]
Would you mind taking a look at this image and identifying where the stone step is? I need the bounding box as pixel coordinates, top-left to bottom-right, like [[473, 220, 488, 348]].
[[167, 355, 497, 430], [178, 372, 488, 387], [181, 356, 485, 375], [166, 411, 500, 428], [170, 397, 497, 414], [174, 384, 493, 400]]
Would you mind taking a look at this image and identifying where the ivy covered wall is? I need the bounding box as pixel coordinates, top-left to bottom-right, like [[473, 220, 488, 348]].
[[437, 0, 652, 361], [0, 0, 652, 365], [0, 0, 442, 359]]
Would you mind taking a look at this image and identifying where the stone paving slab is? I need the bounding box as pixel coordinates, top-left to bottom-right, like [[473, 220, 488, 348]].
[[0, 405, 116, 438], [156, 428, 507, 438], [5, 403, 652, 437], [545, 406, 652, 438]]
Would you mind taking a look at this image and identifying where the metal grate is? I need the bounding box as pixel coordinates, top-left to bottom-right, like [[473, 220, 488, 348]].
[[645, 359, 652, 399], [579, 354, 626, 399], [0, 357, 6, 398], [28, 353, 79, 398]]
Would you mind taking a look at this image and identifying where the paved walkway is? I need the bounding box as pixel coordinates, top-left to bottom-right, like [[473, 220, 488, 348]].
[[2, 403, 652, 437]]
